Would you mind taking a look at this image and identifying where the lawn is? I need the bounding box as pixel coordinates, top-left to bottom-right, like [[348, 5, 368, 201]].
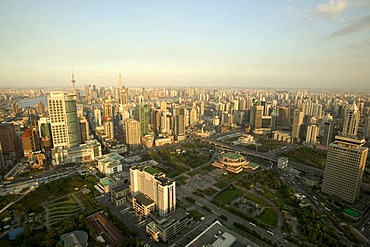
[[273, 199, 284, 208], [244, 193, 270, 207], [260, 188, 274, 199], [189, 210, 204, 221], [75, 193, 101, 215], [200, 164, 214, 172], [175, 175, 188, 184], [259, 208, 278, 227], [203, 187, 218, 197], [221, 135, 242, 144], [213, 187, 244, 205], [214, 180, 229, 189]]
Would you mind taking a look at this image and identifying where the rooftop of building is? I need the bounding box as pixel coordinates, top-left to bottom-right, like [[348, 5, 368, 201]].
[[222, 152, 243, 161], [334, 135, 366, 146], [185, 221, 254, 247], [154, 208, 189, 230], [146, 221, 160, 233], [134, 193, 155, 206], [87, 212, 124, 247], [61, 230, 88, 247], [343, 208, 361, 218], [96, 153, 124, 163], [156, 176, 175, 186], [247, 163, 259, 168], [100, 177, 113, 186], [111, 183, 130, 193], [21, 128, 33, 138], [144, 166, 162, 175], [354, 195, 370, 213]]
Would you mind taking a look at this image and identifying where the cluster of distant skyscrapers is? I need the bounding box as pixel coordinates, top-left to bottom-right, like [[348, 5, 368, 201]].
[[0, 73, 369, 206]]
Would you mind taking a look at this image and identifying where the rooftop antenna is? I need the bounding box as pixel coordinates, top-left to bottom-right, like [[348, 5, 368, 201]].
[[119, 74, 123, 89], [71, 70, 76, 94]]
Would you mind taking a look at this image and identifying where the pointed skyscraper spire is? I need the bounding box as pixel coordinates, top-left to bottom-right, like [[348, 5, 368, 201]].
[[71, 70, 76, 94], [119, 74, 123, 89]]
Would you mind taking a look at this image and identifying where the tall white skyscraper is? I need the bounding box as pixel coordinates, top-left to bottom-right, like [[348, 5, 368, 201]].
[[130, 166, 176, 216], [321, 136, 368, 204], [160, 111, 172, 134], [305, 124, 319, 145], [342, 103, 360, 137], [48, 91, 81, 148], [322, 103, 368, 204]]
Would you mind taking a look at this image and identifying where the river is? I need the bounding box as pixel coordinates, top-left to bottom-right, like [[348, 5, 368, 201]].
[[17, 96, 47, 108]]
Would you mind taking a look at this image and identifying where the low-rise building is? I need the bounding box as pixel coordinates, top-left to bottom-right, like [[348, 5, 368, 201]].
[[97, 177, 114, 194], [111, 183, 130, 207], [273, 131, 292, 143], [238, 134, 254, 144], [109, 143, 128, 154], [132, 193, 155, 218], [146, 208, 192, 242], [87, 212, 125, 247], [60, 230, 88, 247], [212, 152, 249, 174], [155, 137, 173, 147], [53, 140, 102, 165], [96, 153, 124, 175], [304, 175, 320, 187], [141, 135, 154, 148], [278, 157, 288, 169], [185, 220, 257, 247]]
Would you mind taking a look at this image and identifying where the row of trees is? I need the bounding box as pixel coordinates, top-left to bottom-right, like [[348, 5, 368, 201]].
[[282, 147, 327, 169], [294, 206, 345, 247]]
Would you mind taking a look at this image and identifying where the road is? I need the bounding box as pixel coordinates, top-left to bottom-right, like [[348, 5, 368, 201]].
[[0, 165, 90, 196], [195, 136, 325, 176], [176, 185, 296, 247]]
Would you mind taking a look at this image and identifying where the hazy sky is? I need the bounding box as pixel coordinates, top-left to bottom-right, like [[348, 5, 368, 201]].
[[0, 0, 370, 89]]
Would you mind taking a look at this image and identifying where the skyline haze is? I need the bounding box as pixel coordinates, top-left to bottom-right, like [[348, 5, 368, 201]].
[[1, 0, 370, 89]]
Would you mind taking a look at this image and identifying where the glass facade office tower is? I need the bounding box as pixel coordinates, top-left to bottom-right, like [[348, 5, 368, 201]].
[[48, 91, 81, 148]]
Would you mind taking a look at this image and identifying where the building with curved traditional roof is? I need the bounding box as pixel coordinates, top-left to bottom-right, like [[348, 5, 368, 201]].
[[212, 152, 249, 174]]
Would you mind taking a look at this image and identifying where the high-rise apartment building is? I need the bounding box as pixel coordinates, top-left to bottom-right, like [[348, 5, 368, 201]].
[[305, 124, 319, 145], [21, 127, 41, 158], [133, 103, 149, 136], [250, 105, 263, 130], [125, 119, 141, 148], [0, 123, 20, 160], [172, 106, 185, 137], [48, 91, 81, 148], [278, 107, 290, 130], [322, 103, 368, 204], [103, 100, 114, 119], [119, 88, 128, 105], [130, 166, 176, 216], [94, 108, 102, 126], [160, 111, 172, 134], [364, 115, 370, 139], [160, 101, 167, 111], [292, 109, 304, 141], [189, 108, 198, 126], [38, 117, 52, 150], [79, 116, 90, 143], [322, 120, 335, 147]]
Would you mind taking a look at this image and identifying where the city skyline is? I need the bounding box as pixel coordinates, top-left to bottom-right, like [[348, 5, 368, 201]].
[[1, 0, 370, 89]]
